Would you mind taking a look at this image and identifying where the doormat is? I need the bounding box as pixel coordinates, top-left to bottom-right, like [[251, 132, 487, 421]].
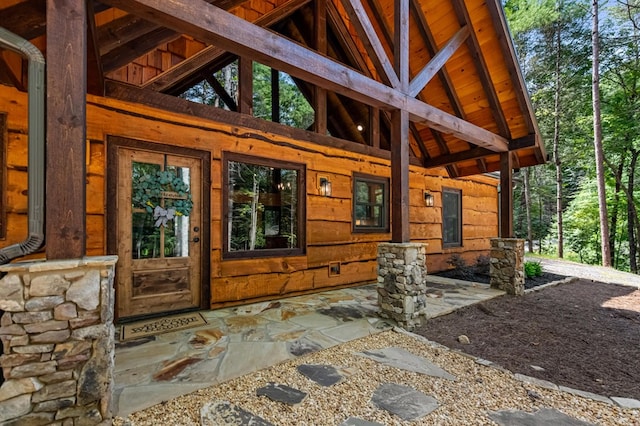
[[120, 312, 207, 341]]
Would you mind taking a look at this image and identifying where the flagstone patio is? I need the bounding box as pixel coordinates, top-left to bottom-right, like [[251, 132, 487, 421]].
[[113, 277, 503, 416]]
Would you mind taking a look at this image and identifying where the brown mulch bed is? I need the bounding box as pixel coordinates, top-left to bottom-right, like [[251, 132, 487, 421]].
[[414, 279, 640, 400]]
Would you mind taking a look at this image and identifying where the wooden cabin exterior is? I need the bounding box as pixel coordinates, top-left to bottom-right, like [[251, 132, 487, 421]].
[[0, 0, 545, 321]]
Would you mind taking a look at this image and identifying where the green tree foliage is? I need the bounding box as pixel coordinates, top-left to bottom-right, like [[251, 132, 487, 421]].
[[181, 61, 314, 130]]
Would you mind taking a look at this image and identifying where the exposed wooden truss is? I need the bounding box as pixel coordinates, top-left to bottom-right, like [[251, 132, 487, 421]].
[[0, 0, 547, 254]]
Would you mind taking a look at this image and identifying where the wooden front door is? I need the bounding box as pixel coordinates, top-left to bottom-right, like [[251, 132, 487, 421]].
[[113, 144, 204, 319]]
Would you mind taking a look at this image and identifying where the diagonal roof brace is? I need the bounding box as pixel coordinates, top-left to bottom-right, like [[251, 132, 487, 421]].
[[340, 0, 400, 88], [102, 0, 511, 152], [408, 25, 470, 98]]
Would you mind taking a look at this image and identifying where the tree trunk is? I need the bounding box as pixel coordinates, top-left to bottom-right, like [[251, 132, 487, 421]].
[[553, 23, 564, 258], [604, 155, 640, 273], [629, 150, 639, 273], [591, 0, 612, 267], [609, 160, 624, 268], [249, 174, 259, 250], [524, 167, 534, 253]]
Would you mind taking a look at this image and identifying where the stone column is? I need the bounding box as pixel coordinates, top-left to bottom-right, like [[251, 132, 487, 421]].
[[0, 256, 117, 425], [377, 243, 428, 330], [490, 238, 525, 295]]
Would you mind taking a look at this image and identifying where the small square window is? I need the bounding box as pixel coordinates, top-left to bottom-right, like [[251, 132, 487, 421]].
[[442, 188, 462, 247], [353, 173, 389, 233]]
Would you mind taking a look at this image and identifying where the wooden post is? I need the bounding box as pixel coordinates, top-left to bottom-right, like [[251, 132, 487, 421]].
[[46, 0, 87, 259], [238, 56, 253, 115], [314, 0, 327, 134], [391, 0, 410, 243], [500, 151, 514, 238], [369, 107, 380, 148], [391, 109, 410, 242]]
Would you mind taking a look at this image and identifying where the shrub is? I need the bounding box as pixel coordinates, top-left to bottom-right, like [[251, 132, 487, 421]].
[[524, 261, 543, 278], [447, 253, 466, 269]]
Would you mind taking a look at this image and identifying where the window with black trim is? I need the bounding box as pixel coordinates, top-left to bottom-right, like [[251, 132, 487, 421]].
[[442, 188, 462, 247], [0, 113, 6, 239], [353, 173, 389, 232], [223, 153, 305, 258]]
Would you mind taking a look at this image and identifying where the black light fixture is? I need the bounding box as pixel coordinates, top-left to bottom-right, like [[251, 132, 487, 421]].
[[319, 177, 332, 197], [424, 191, 434, 207]]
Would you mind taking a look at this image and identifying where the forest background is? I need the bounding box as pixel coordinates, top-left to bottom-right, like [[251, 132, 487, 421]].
[[183, 0, 640, 274], [505, 0, 639, 273]]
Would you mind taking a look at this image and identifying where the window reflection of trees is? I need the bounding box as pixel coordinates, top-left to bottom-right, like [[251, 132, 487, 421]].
[[228, 160, 298, 252]]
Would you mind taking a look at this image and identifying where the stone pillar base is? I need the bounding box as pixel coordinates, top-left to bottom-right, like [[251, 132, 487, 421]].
[[0, 256, 117, 425], [377, 243, 428, 330], [490, 238, 525, 295]]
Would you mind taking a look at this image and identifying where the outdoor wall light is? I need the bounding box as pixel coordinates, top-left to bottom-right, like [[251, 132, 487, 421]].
[[319, 177, 332, 197], [424, 191, 434, 207]]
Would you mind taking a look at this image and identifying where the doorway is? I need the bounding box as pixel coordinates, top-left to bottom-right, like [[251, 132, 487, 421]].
[[107, 136, 210, 320]]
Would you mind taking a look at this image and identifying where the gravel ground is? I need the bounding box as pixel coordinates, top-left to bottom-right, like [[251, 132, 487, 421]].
[[113, 329, 639, 425]]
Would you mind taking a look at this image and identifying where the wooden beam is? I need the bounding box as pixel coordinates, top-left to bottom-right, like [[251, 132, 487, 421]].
[[142, 0, 312, 92], [391, 0, 410, 243], [369, 107, 380, 148], [339, 0, 400, 88], [421, 141, 492, 166], [509, 134, 537, 150], [238, 56, 253, 114], [1, 0, 47, 41], [394, 0, 409, 92], [408, 26, 469, 98], [105, 80, 423, 166], [97, 15, 160, 56], [86, 0, 105, 96], [102, 27, 179, 72], [451, 0, 511, 138], [314, 0, 327, 135], [46, 0, 87, 259], [407, 97, 508, 151], [485, 0, 539, 137], [391, 109, 411, 242], [205, 75, 238, 111], [102, 0, 509, 151], [410, 0, 465, 117], [499, 151, 513, 238]]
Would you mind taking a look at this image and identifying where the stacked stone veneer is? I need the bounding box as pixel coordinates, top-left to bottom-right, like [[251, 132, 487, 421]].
[[490, 238, 525, 295], [0, 256, 117, 425], [377, 243, 428, 330]]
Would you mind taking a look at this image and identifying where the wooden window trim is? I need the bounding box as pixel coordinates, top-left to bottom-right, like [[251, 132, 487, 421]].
[[222, 152, 306, 259], [442, 187, 462, 248], [0, 113, 6, 239], [352, 172, 390, 233]]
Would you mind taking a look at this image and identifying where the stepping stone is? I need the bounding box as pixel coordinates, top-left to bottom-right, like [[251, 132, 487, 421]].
[[297, 364, 344, 386], [611, 396, 640, 409], [356, 347, 456, 380], [256, 382, 307, 405], [371, 383, 439, 421], [488, 408, 596, 426], [339, 417, 384, 426], [200, 400, 273, 426]]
